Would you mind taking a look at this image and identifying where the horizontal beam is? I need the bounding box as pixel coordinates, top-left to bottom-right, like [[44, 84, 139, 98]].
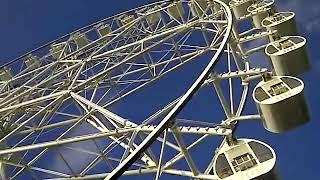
[[0, 125, 231, 156], [0, 90, 69, 113], [46, 168, 218, 180], [105, 1, 233, 178]]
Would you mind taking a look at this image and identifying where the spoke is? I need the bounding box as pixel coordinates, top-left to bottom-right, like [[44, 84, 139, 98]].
[[172, 125, 199, 176], [0, 0, 282, 179], [155, 129, 167, 180]]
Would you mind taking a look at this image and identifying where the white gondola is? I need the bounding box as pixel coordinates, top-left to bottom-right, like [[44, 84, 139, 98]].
[[247, 0, 275, 28], [25, 54, 40, 68], [167, 1, 185, 20], [118, 14, 135, 26], [262, 12, 297, 40], [253, 75, 309, 133], [136, 6, 161, 26], [145, 6, 161, 25], [50, 42, 66, 59], [190, 0, 208, 17], [72, 32, 90, 49], [212, 138, 278, 180], [95, 23, 112, 38], [0, 68, 13, 81], [265, 36, 310, 76], [229, 0, 254, 19]]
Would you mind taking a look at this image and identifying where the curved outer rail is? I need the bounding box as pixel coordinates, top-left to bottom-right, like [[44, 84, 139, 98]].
[[105, 0, 233, 179]]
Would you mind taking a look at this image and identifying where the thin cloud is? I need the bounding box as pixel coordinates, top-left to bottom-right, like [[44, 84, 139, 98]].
[[277, 0, 320, 33]]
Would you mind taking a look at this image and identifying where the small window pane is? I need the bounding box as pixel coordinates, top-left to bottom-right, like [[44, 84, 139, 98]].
[[254, 87, 269, 101], [215, 154, 233, 179], [249, 141, 274, 163]]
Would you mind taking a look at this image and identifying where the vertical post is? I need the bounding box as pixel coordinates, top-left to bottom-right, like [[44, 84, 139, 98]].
[[0, 163, 5, 180], [211, 74, 232, 119], [0, 143, 6, 180]]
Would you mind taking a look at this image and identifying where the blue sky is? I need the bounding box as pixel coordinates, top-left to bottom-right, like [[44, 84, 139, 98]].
[[0, 0, 319, 179]]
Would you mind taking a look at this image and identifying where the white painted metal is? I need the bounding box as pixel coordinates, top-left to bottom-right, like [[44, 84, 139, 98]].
[[190, 0, 208, 17], [72, 32, 90, 49], [167, 1, 185, 20], [24, 54, 40, 68], [0, 143, 5, 180], [212, 138, 278, 180], [247, 0, 275, 28], [95, 23, 112, 38], [0, 68, 12, 81], [214, 0, 231, 13], [0, 0, 310, 179], [262, 12, 297, 40], [265, 36, 310, 76], [50, 42, 67, 59], [253, 75, 309, 133], [229, 0, 254, 19]]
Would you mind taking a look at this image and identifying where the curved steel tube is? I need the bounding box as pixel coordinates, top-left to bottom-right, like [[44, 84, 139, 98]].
[[105, 0, 233, 179]]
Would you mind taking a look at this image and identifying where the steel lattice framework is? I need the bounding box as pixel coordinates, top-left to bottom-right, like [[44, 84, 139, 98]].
[[0, 0, 309, 179]]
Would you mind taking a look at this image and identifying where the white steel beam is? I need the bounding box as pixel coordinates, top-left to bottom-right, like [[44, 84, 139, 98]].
[[104, 1, 232, 178], [171, 125, 199, 176]]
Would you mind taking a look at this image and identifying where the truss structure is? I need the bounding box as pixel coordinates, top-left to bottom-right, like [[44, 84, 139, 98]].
[[0, 0, 310, 179]]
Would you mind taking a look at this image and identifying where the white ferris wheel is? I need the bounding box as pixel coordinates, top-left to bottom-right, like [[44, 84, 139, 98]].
[[0, 0, 310, 179]]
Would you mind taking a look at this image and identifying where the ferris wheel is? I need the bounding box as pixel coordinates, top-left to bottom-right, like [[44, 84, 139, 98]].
[[0, 0, 310, 179]]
